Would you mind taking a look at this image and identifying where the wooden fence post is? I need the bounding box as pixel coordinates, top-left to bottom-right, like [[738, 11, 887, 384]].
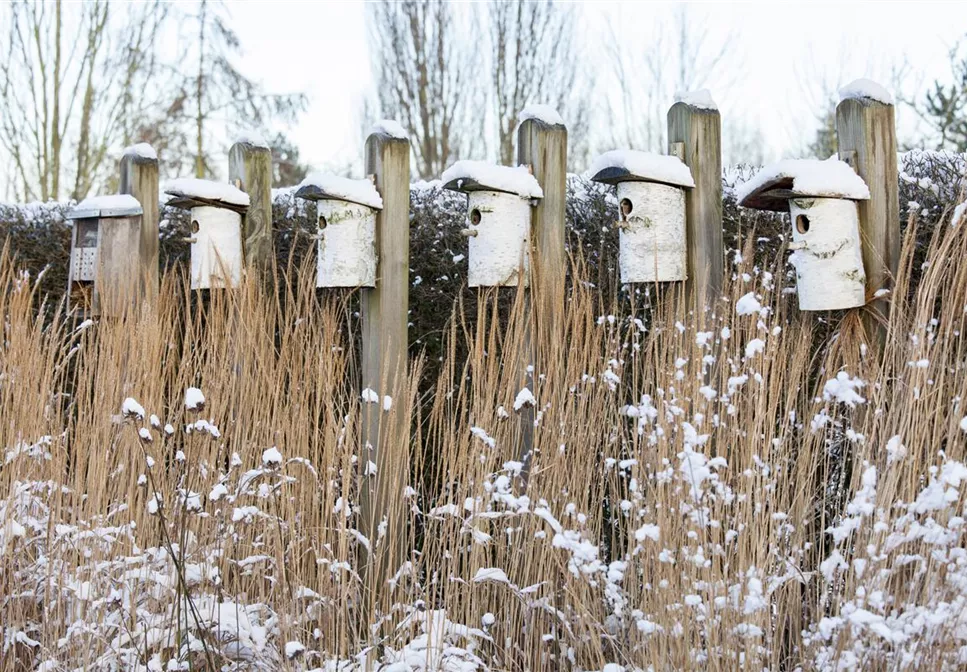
[[836, 92, 900, 340], [667, 100, 723, 310], [358, 127, 411, 597], [119, 144, 159, 306], [228, 139, 274, 275], [516, 111, 567, 477]]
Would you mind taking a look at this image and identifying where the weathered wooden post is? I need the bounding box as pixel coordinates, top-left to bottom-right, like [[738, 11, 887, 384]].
[[119, 144, 160, 306], [667, 91, 723, 309], [358, 122, 410, 595], [516, 106, 567, 477], [228, 137, 274, 275], [835, 79, 900, 339], [66, 194, 144, 317]]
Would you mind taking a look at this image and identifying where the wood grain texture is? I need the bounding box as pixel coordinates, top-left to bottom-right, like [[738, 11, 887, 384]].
[[359, 131, 411, 596], [516, 118, 567, 479], [667, 102, 724, 309], [96, 215, 143, 317], [228, 142, 273, 274], [836, 97, 900, 333], [119, 153, 159, 306]]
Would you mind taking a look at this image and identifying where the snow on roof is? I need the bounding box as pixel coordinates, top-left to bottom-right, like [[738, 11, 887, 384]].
[[234, 131, 270, 149], [441, 160, 544, 198], [122, 143, 157, 161], [674, 89, 718, 111], [296, 172, 383, 209], [589, 149, 695, 188], [371, 119, 408, 139], [518, 104, 565, 127], [67, 193, 143, 219], [839, 78, 894, 106], [736, 158, 870, 209], [163, 178, 251, 207]]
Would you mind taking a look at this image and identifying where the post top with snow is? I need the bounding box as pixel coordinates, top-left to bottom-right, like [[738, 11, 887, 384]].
[[737, 158, 871, 212], [838, 78, 894, 106], [517, 104, 566, 128], [295, 172, 383, 210], [369, 119, 409, 141], [164, 177, 250, 212], [121, 143, 158, 163], [232, 132, 271, 150], [441, 160, 544, 199], [589, 149, 695, 189], [67, 194, 143, 220], [672, 89, 719, 112]]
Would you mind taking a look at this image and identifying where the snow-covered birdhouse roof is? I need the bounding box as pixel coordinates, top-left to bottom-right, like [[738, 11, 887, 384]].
[[737, 158, 871, 212], [163, 178, 250, 212], [295, 172, 383, 210], [589, 150, 695, 189], [67, 194, 143, 220], [440, 160, 543, 199]]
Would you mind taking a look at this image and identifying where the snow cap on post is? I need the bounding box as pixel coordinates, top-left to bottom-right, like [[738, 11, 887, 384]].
[[737, 158, 871, 212], [589, 149, 696, 188], [295, 172, 384, 210], [517, 104, 565, 128], [441, 160, 544, 199], [163, 177, 250, 212], [838, 78, 894, 106]]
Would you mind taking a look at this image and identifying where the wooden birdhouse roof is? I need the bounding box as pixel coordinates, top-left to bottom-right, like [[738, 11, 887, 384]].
[[67, 194, 143, 220], [441, 161, 543, 198], [737, 158, 871, 212], [163, 178, 250, 213], [589, 150, 695, 189]]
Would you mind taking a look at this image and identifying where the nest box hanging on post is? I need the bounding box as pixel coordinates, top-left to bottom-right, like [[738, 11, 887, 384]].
[[440, 160, 543, 287], [737, 158, 871, 311], [164, 178, 250, 290], [589, 150, 695, 283], [66, 194, 144, 316], [294, 173, 383, 287]]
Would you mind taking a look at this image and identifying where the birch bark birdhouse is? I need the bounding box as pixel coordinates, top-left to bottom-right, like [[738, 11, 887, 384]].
[[441, 160, 543, 287], [65, 194, 144, 316], [164, 178, 250, 290], [589, 150, 695, 283], [295, 173, 383, 288], [737, 158, 871, 311]]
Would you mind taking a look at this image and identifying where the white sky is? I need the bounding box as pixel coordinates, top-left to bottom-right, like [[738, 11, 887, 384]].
[[228, 0, 967, 174]]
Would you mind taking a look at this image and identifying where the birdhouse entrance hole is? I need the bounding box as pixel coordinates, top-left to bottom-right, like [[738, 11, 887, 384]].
[[191, 220, 200, 234], [319, 216, 327, 229], [470, 208, 482, 225], [620, 198, 633, 221], [796, 214, 810, 234]]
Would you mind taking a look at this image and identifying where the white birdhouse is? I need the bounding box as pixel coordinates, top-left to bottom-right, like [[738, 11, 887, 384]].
[[295, 173, 383, 288], [441, 161, 543, 287], [65, 194, 143, 316], [164, 178, 250, 290], [589, 150, 695, 283], [737, 159, 871, 311]]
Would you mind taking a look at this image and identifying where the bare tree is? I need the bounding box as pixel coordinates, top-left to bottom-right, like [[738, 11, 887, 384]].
[[0, 0, 169, 201], [489, 1, 588, 167], [603, 5, 735, 153], [367, 0, 479, 180]]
